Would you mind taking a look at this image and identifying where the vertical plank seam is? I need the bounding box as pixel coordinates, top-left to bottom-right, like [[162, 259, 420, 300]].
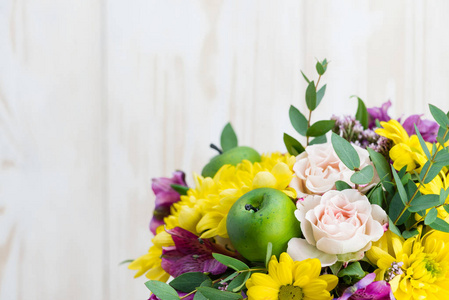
[[100, 0, 110, 298]]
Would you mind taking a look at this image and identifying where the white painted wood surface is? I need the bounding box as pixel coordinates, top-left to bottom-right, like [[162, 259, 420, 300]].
[[1, 1, 448, 298]]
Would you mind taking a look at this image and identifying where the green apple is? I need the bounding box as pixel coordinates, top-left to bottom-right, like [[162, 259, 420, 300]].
[[226, 188, 301, 262], [201, 146, 261, 178]]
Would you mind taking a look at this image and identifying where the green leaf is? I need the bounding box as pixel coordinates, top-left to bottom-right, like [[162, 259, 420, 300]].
[[305, 81, 317, 111], [425, 208, 438, 225], [265, 242, 273, 268], [414, 124, 431, 159], [212, 253, 249, 271], [193, 291, 208, 300], [227, 272, 251, 292], [283, 133, 305, 156], [354, 97, 369, 130], [331, 133, 360, 170], [350, 165, 374, 185], [368, 186, 384, 206], [438, 127, 449, 143], [336, 180, 352, 191], [337, 262, 365, 278], [429, 218, 449, 233], [402, 229, 419, 239], [300, 70, 310, 83], [196, 287, 243, 300], [409, 194, 440, 212], [309, 135, 327, 145], [329, 261, 343, 275], [316, 61, 325, 75], [316, 84, 327, 107], [367, 148, 393, 193], [389, 217, 402, 236], [169, 272, 210, 293], [321, 58, 328, 71], [145, 281, 180, 300], [389, 192, 410, 225], [221, 123, 238, 152], [391, 167, 408, 206], [119, 259, 134, 266], [429, 104, 449, 128], [306, 120, 336, 137], [440, 188, 449, 205], [200, 278, 213, 287], [220, 272, 239, 283], [423, 162, 445, 184], [171, 184, 189, 196], [289, 105, 308, 136], [435, 150, 449, 165]]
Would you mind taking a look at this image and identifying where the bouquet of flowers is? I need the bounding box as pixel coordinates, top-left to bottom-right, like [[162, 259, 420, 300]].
[[128, 59, 449, 300]]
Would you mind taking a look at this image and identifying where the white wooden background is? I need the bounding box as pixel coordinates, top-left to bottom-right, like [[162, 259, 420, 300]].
[[1, 0, 448, 299]]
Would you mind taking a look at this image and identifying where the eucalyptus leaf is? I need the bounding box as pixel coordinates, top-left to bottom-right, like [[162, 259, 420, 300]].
[[316, 84, 327, 107], [367, 148, 393, 193], [196, 287, 243, 300], [368, 186, 384, 207], [435, 150, 449, 165], [227, 272, 251, 292], [336, 180, 352, 191], [414, 124, 431, 159], [212, 253, 249, 271], [331, 133, 360, 170], [438, 127, 449, 143], [309, 135, 327, 145], [306, 81, 317, 111], [389, 192, 410, 225], [391, 167, 408, 206], [429, 104, 449, 128], [306, 120, 336, 137], [145, 280, 180, 300], [289, 105, 308, 136], [354, 97, 369, 130], [389, 217, 402, 236], [425, 208, 438, 225], [423, 162, 445, 184], [429, 218, 449, 233], [170, 272, 210, 293], [402, 229, 419, 239], [221, 123, 238, 152], [444, 205, 449, 214], [283, 133, 305, 156], [316, 61, 325, 75], [193, 291, 208, 300], [265, 242, 273, 268], [440, 188, 449, 205], [300, 70, 310, 83], [409, 194, 440, 212], [350, 165, 374, 185], [337, 262, 365, 279]]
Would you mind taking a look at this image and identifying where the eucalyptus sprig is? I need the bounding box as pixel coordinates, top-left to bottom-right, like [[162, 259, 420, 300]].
[[284, 59, 334, 155]]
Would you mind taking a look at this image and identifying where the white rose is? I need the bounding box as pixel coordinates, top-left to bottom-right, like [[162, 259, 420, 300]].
[[289, 143, 378, 197], [287, 189, 388, 266]]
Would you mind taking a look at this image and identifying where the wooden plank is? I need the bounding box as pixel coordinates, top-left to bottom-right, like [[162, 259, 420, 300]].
[[0, 0, 105, 299]]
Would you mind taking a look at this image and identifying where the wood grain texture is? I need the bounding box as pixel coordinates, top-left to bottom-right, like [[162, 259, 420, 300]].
[[1, 0, 449, 298]]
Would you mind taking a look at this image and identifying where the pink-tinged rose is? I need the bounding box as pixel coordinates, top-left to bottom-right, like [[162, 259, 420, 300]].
[[289, 143, 378, 197], [287, 189, 388, 266]]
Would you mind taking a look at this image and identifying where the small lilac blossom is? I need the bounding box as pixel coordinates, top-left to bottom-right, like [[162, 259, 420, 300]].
[[367, 100, 392, 129], [161, 227, 228, 277], [338, 273, 395, 300], [402, 114, 439, 143], [150, 171, 188, 235]]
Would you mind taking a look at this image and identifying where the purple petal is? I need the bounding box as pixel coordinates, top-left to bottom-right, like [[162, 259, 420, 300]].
[[154, 191, 181, 207], [354, 273, 376, 290], [402, 114, 438, 143], [338, 273, 394, 300], [152, 171, 187, 195], [367, 100, 392, 129]]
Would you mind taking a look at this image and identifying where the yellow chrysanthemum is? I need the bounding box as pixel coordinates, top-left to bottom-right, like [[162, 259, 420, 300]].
[[246, 253, 338, 300], [375, 120, 430, 172], [130, 152, 296, 280], [367, 229, 449, 299], [171, 152, 296, 239]]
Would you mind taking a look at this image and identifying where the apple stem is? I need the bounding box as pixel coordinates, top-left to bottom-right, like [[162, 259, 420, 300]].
[[210, 143, 223, 154], [245, 204, 259, 213]]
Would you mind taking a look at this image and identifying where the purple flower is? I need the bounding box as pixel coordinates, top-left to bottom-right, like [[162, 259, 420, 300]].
[[338, 273, 395, 300], [367, 100, 392, 129], [150, 171, 188, 235], [161, 227, 228, 278], [402, 114, 439, 143]]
